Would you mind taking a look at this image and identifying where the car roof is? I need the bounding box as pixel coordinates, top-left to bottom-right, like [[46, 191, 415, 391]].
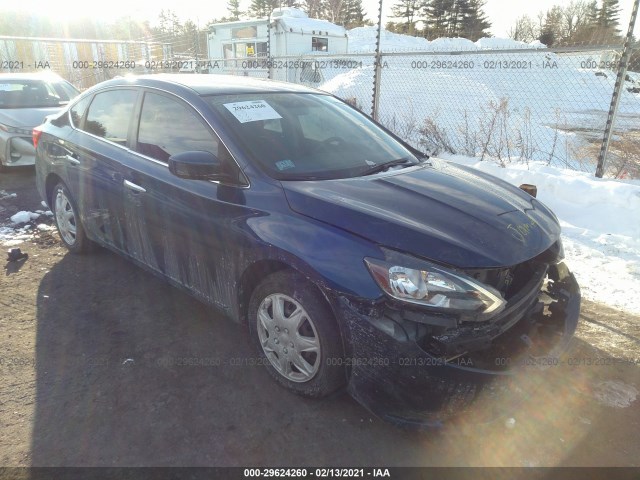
[[94, 74, 324, 96]]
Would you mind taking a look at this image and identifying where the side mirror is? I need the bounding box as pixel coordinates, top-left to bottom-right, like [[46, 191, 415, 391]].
[[169, 151, 229, 181]]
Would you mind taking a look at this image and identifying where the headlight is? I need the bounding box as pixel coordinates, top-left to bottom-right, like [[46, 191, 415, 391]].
[[0, 123, 33, 136], [365, 256, 506, 321]]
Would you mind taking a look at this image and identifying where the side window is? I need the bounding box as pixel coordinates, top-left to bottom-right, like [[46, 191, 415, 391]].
[[84, 90, 137, 145], [69, 96, 91, 128], [135, 92, 219, 163]]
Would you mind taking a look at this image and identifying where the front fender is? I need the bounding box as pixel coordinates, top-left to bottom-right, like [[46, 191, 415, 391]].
[[243, 211, 383, 299]]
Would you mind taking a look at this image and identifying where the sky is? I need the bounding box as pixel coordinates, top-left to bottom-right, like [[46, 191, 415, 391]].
[[8, 0, 639, 38]]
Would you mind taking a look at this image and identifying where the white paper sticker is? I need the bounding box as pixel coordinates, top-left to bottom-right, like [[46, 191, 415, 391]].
[[0, 84, 13, 91], [223, 100, 282, 123]]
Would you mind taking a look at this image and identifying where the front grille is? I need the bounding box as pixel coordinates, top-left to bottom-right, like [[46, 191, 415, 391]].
[[464, 262, 534, 300], [463, 241, 562, 300]]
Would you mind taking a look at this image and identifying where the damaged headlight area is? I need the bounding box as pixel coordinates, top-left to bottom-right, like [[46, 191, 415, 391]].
[[364, 253, 506, 321]]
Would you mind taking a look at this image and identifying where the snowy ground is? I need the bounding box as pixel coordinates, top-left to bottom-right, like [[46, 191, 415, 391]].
[[441, 154, 640, 314], [315, 27, 640, 174]]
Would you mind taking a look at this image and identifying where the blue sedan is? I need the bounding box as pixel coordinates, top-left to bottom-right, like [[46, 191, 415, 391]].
[[34, 74, 580, 426]]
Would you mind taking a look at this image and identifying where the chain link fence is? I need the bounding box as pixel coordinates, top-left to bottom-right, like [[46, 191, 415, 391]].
[[198, 45, 639, 178], [2, 33, 639, 178], [0, 36, 172, 90]]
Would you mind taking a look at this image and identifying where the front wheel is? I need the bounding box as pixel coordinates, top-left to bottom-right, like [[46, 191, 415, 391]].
[[248, 271, 346, 397], [51, 182, 93, 253]]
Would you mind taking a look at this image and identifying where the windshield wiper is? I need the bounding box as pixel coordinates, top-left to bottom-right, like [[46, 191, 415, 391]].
[[360, 158, 414, 176]]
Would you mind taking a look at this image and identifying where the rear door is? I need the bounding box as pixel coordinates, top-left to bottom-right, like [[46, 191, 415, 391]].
[[61, 88, 140, 252]]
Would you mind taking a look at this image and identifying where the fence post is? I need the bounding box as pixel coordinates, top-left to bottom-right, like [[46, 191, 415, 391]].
[[595, 0, 639, 178], [267, 16, 272, 80], [371, 0, 383, 120]]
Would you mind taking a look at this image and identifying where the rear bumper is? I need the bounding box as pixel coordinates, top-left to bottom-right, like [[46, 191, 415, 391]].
[[335, 263, 580, 428]]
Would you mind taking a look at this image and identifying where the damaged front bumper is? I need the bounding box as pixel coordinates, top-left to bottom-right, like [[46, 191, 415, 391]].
[[336, 262, 580, 428]]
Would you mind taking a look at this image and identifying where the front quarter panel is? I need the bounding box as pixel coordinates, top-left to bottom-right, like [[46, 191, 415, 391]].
[[243, 202, 384, 301]]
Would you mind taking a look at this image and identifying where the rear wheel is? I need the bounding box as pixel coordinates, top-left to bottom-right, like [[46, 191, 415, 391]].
[[51, 182, 93, 253], [248, 271, 346, 397]]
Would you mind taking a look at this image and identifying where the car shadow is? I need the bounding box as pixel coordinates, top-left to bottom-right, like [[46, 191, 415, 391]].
[[29, 249, 430, 467], [29, 248, 640, 467]]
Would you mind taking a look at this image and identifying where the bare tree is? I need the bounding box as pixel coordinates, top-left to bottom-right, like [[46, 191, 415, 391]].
[[508, 15, 539, 42]]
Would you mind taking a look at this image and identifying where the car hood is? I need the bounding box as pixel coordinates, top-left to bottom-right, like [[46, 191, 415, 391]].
[[0, 107, 61, 128], [282, 160, 561, 268]]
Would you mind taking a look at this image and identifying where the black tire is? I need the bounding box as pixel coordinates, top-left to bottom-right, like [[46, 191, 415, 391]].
[[248, 270, 346, 397], [51, 181, 93, 253]]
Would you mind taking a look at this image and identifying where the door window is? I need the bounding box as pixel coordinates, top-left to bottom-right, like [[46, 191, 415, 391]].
[[84, 89, 138, 145], [135, 92, 219, 164]]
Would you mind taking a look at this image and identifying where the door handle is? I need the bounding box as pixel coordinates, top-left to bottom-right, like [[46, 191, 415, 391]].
[[65, 154, 80, 165], [123, 179, 146, 194]]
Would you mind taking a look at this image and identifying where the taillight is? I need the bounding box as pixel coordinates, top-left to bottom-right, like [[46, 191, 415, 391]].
[[32, 126, 43, 149]]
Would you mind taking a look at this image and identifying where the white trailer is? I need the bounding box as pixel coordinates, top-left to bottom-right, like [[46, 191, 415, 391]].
[[206, 8, 348, 82]]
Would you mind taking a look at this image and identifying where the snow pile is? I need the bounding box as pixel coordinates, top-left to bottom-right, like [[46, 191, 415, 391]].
[[347, 26, 544, 53], [348, 26, 431, 52], [2, 208, 54, 246], [273, 8, 346, 37], [1, 190, 18, 200], [11, 211, 40, 224], [443, 153, 640, 314]]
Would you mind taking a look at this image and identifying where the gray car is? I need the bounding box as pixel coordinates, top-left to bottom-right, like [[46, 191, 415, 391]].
[[0, 73, 79, 169]]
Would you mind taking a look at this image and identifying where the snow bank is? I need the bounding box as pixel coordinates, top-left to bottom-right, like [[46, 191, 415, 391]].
[[347, 26, 545, 53], [443, 153, 640, 314]]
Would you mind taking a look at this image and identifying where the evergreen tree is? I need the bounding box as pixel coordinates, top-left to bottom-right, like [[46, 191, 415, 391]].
[[449, 0, 471, 37], [302, 0, 325, 18], [423, 0, 456, 39], [459, 0, 491, 41], [340, 0, 367, 28], [585, 0, 599, 25], [391, 0, 422, 35], [597, 0, 621, 29], [249, 0, 279, 18], [227, 0, 242, 20], [539, 6, 563, 46]]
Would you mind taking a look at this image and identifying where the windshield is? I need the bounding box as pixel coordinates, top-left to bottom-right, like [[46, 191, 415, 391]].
[[206, 93, 419, 180], [0, 79, 79, 109]]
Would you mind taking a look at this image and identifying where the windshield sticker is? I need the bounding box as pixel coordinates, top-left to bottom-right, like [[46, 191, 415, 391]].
[[223, 100, 282, 123], [276, 159, 295, 171], [0, 84, 14, 91]]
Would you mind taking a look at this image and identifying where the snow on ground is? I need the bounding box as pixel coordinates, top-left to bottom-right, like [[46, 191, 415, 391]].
[[442, 153, 640, 314], [1, 210, 53, 247], [317, 28, 640, 173]]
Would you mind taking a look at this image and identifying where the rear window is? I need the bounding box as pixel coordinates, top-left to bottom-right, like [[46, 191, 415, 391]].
[[0, 79, 78, 109]]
